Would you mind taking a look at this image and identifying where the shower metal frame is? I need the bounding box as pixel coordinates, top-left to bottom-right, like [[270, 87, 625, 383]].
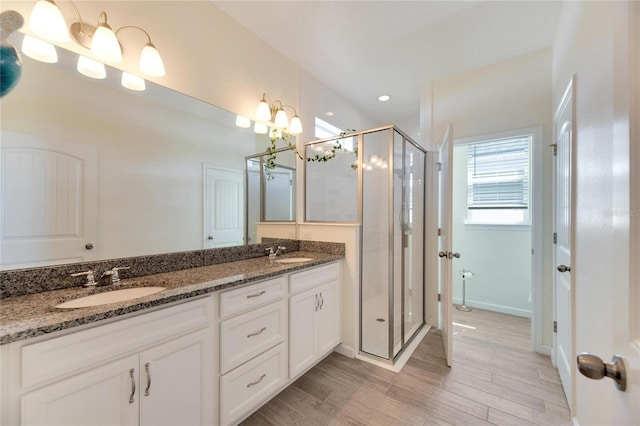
[[303, 125, 428, 364]]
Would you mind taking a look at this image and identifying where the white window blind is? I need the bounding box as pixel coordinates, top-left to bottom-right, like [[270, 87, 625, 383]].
[[467, 137, 530, 210]]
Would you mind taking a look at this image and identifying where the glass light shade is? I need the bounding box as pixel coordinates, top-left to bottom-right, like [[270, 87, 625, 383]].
[[255, 99, 271, 122], [288, 115, 303, 135], [29, 0, 69, 43], [22, 35, 58, 63], [91, 23, 122, 62], [139, 43, 165, 77], [77, 56, 106, 79], [121, 72, 146, 91], [235, 115, 251, 128], [253, 122, 268, 134], [274, 108, 288, 129]]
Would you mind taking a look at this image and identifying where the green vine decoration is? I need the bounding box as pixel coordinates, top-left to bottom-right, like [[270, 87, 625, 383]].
[[265, 129, 356, 170]]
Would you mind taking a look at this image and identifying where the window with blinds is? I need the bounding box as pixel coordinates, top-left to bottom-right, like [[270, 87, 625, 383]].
[[466, 136, 531, 225]]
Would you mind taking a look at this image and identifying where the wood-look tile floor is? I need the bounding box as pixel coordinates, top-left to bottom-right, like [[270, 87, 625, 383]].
[[241, 307, 571, 425]]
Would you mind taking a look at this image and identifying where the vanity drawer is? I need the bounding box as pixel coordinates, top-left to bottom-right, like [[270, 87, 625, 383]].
[[21, 296, 214, 388], [289, 262, 340, 295], [220, 343, 287, 426], [220, 300, 286, 374], [220, 277, 285, 319]]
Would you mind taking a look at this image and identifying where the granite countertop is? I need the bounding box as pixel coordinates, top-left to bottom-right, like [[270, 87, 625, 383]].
[[0, 251, 342, 345]]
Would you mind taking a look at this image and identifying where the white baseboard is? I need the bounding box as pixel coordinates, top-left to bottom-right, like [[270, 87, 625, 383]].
[[334, 343, 355, 358], [572, 416, 580, 426], [537, 344, 552, 356], [452, 297, 531, 318], [355, 326, 431, 373]]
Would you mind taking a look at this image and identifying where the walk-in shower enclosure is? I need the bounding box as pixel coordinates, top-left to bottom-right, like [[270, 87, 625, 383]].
[[305, 126, 427, 363]]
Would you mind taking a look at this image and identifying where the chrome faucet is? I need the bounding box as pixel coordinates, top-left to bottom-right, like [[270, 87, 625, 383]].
[[98, 266, 131, 287], [266, 245, 287, 262]]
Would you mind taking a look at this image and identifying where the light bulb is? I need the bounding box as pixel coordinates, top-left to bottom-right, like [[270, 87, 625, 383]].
[[91, 19, 122, 62], [29, 0, 69, 43], [77, 56, 106, 79], [139, 42, 165, 77], [274, 108, 288, 129], [235, 115, 251, 128], [121, 72, 146, 91], [256, 98, 271, 122], [22, 35, 58, 63], [289, 115, 303, 135], [254, 122, 268, 134]]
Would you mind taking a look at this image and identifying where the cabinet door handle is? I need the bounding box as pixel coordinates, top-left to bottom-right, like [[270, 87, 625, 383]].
[[247, 290, 266, 299], [144, 362, 151, 396], [246, 373, 266, 388], [247, 327, 267, 338], [319, 292, 324, 310], [129, 368, 136, 404], [314, 294, 319, 311]]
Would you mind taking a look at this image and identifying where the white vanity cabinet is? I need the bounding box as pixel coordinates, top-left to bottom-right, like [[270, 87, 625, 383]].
[[2, 296, 215, 426], [289, 262, 341, 379]]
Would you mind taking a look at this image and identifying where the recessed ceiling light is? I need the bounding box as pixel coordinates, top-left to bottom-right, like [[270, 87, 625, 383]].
[[377, 94, 391, 102], [326, 111, 335, 116]]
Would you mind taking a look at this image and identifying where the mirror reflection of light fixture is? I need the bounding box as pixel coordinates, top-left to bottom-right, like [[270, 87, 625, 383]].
[[121, 72, 145, 91], [21, 34, 58, 63], [254, 93, 303, 135], [77, 55, 106, 79], [253, 122, 268, 134], [25, 0, 165, 89], [235, 115, 251, 128]]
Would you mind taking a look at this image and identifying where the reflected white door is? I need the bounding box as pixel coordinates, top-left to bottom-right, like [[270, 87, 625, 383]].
[[438, 123, 454, 367], [0, 132, 98, 269], [204, 166, 243, 248], [553, 77, 574, 409]]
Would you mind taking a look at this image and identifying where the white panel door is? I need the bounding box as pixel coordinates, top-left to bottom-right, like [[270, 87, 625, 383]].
[[0, 132, 98, 269], [204, 166, 243, 248], [139, 329, 214, 426], [21, 355, 138, 426], [438, 123, 454, 367], [553, 77, 574, 409]]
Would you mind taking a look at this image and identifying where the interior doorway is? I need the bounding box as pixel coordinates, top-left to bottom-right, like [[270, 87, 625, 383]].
[[450, 127, 543, 353]]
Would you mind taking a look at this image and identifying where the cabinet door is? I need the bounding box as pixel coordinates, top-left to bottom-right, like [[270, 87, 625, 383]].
[[21, 355, 138, 426], [316, 281, 341, 356], [289, 288, 318, 379], [139, 329, 214, 426]]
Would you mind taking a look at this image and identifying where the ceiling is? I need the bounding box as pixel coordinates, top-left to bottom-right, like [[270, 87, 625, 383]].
[[214, 1, 563, 134]]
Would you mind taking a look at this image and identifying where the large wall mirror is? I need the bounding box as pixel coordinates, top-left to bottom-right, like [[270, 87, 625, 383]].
[[0, 36, 296, 270]]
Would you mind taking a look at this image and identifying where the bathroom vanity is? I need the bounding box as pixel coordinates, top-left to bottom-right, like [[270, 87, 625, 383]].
[[0, 250, 342, 426]]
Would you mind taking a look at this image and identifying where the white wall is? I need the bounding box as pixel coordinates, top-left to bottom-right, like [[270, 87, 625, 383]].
[[432, 47, 553, 346], [452, 145, 532, 317]]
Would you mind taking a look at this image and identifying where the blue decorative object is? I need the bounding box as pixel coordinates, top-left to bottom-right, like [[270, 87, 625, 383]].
[[0, 44, 22, 97], [0, 10, 24, 98]]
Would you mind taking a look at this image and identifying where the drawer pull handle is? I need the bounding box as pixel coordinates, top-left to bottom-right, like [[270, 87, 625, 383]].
[[319, 292, 324, 310], [129, 368, 136, 404], [144, 362, 151, 396], [247, 327, 267, 338], [246, 374, 266, 388], [247, 290, 266, 299]]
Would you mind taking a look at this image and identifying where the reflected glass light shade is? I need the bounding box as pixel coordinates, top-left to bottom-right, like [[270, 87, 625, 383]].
[[274, 108, 288, 129], [255, 98, 271, 122], [139, 42, 165, 77], [22, 35, 58, 63], [29, 0, 69, 43], [253, 122, 268, 134], [288, 115, 303, 135], [77, 56, 106, 79], [235, 115, 251, 128], [121, 72, 145, 91], [91, 23, 122, 62]]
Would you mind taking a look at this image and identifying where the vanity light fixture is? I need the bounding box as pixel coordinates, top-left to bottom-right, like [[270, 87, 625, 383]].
[[21, 34, 58, 63], [29, 0, 69, 43], [77, 55, 106, 79], [121, 72, 146, 91], [26, 0, 166, 82], [235, 115, 251, 128], [254, 93, 303, 135], [253, 122, 268, 134]]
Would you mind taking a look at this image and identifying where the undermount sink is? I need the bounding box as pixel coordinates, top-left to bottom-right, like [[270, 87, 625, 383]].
[[274, 257, 314, 264], [55, 287, 166, 309]]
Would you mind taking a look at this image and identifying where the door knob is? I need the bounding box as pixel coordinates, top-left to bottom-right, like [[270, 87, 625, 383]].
[[450, 252, 461, 259], [557, 264, 571, 272], [207, 236, 213, 240], [577, 353, 626, 391], [85, 243, 94, 250]]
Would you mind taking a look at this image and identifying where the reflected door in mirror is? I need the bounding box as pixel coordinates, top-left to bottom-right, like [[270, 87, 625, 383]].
[[204, 166, 243, 248]]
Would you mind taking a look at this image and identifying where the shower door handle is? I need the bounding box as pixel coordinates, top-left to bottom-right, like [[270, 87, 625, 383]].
[[438, 251, 460, 259], [438, 251, 447, 258]]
